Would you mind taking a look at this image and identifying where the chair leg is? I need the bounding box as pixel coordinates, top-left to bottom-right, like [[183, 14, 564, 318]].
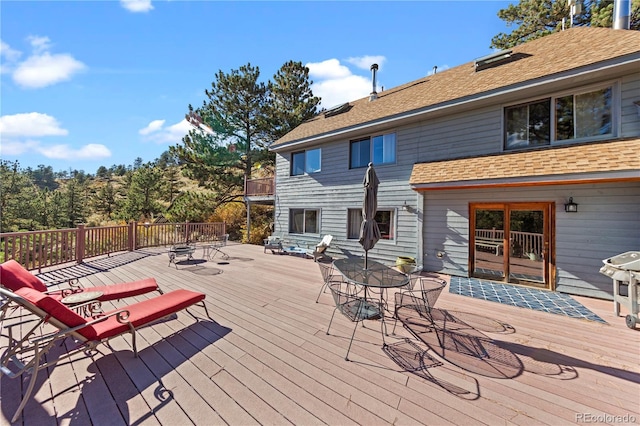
[[315, 282, 328, 303], [326, 308, 338, 335], [345, 321, 360, 361], [10, 341, 43, 423]]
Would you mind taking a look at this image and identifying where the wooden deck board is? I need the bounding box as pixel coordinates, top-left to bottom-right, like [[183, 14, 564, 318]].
[[3, 243, 639, 425]]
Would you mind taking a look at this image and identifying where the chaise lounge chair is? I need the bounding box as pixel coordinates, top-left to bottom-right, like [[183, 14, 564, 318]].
[[0, 285, 208, 422], [0, 259, 162, 306], [306, 235, 333, 262]]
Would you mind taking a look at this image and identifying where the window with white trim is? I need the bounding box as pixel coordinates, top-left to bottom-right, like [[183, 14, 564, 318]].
[[289, 208, 319, 234], [504, 84, 614, 150], [291, 148, 321, 176], [347, 208, 395, 240], [350, 133, 396, 168]]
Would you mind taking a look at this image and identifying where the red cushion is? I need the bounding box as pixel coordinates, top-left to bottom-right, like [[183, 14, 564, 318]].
[[80, 278, 159, 301], [15, 287, 92, 336], [88, 290, 206, 340], [1, 260, 48, 292]]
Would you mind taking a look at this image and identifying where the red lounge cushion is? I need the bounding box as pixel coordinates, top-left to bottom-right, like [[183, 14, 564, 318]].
[[79, 278, 159, 301], [1, 260, 48, 292], [88, 290, 206, 340], [15, 287, 91, 335]]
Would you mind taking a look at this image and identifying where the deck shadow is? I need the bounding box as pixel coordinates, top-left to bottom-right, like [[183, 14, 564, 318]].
[[398, 308, 524, 379], [383, 339, 480, 400], [37, 251, 153, 285], [1, 317, 230, 425]]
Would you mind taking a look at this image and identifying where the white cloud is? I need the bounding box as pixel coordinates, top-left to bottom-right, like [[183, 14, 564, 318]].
[[307, 57, 386, 109], [0, 112, 111, 161], [13, 52, 86, 89], [0, 112, 68, 137], [346, 55, 386, 71], [0, 40, 22, 74], [138, 118, 192, 144], [0, 139, 41, 156], [26, 35, 52, 53], [139, 119, 165, 135], [0, 40, 22, 62], [120, 0, 154, 13], [38, 143, 111, 160], [6, 36, 86, 89], [307, 59, 351, 80]]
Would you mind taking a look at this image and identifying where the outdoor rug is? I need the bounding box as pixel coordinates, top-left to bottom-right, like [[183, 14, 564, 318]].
[[449, 277, 606, 323]]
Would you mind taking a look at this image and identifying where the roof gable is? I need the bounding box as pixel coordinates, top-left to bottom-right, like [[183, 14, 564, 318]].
[[272, 28, 640, 150]]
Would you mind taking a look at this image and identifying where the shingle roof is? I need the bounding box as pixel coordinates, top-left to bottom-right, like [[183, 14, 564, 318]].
[[272, 27, 640, 149], [409, 139, 640, 189]]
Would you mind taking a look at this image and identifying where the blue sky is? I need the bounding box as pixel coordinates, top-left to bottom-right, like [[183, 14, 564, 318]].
[[1, 0, 514, 174]]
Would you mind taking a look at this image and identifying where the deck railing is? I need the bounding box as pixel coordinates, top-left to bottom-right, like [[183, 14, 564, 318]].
[[1, 221, 225, 272], [245, 177, 274, 196], [475, 229, 544, 257]]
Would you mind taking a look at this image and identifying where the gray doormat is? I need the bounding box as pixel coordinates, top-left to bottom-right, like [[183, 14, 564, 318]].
[[449, 277, 606, 324]]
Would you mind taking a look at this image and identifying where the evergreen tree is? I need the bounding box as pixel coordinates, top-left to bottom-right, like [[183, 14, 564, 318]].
[[491, 0, 639, 49], [267, 60, 321, 141], [121, 163, 163, 221]]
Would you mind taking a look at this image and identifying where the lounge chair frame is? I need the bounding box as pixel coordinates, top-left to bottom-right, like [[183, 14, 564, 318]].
[[0, 286, 208, 423]]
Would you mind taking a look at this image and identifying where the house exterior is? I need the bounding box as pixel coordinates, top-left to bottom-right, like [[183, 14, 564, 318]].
[[269, 27, 640, 300]]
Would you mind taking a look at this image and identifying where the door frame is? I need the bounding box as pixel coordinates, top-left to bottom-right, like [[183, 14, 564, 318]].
[[469, 202, 556, 290]]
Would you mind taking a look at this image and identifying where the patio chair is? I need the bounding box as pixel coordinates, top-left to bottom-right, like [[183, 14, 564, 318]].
[[0, 286, 208, 422], [0, 259, 162, 310], [306, 235, 333, 262], [392, 277, 447, 335], [263, 235, 283, 254], [202, 234, 230, 260], [315, 260, 347, 303], [326, 281, 383, 361]]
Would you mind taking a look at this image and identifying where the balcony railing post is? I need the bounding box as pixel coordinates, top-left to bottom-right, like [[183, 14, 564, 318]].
[[129, 221, 136, 251], [76, 224, 85, 264]]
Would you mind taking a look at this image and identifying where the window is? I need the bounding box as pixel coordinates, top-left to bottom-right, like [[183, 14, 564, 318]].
[[504, 99, 551, 150], [289, 209, 319, 234], [350, 133, 396, 168], [347, 208, 395, 240], [504, 84, 614, 150], [291, 148, 321, 176], [555, 87, 612, 140]]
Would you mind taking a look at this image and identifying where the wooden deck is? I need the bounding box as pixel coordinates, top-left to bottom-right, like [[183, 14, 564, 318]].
[[2, 243, 639, 425]]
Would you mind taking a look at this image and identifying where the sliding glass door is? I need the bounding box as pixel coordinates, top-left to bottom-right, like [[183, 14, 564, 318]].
[[471, 203, 553, 289]]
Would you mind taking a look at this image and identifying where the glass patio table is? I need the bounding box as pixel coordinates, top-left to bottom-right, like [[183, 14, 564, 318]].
[[332, 258, 409, 339]]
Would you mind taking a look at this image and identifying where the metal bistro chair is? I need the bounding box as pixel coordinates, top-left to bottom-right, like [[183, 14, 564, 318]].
[[202, 234, 230, 260], [326, 281, 383, 361], [392, 276, 447, 335], [315, 261, 348, 303]]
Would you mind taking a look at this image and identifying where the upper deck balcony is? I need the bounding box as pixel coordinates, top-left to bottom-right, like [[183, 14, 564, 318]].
[[244, 176, 274, 204]]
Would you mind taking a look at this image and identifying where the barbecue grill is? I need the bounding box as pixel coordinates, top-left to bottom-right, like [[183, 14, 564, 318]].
[[599, 251, 640, 329]]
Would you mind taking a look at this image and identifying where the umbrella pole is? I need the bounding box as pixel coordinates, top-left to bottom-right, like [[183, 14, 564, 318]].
[[364, 251, 368, 270]]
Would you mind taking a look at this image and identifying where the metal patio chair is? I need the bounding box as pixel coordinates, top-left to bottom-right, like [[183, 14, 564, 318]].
[[392, 276, 447, 335], [326, 281, 383, 361]]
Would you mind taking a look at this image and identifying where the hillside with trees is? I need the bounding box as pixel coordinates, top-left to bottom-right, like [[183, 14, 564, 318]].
[[1, 60, 320, 244]]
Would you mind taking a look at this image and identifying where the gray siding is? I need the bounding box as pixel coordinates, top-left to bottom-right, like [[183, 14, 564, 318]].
[[621, 73, 640, 137], [423, 183, 640, 299], [274, 68, 640, 299]]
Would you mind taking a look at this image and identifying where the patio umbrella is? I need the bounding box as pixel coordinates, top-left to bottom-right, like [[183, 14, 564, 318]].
[[359, 162, 381, 269]]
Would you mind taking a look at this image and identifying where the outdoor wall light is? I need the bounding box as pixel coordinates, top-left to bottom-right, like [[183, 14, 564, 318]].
[[564, 197, 578, 213], [402, 201, 409, 211]]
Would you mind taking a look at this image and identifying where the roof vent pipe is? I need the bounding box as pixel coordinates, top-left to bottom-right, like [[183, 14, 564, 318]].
[[613, 0, 631, 29], [369, 63, 378, 101]]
